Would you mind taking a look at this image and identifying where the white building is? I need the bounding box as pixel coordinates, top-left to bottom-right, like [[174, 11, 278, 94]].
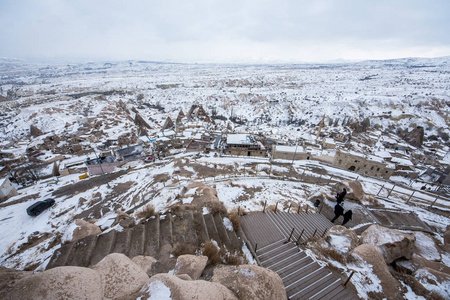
[[0, 177, 18, 201]]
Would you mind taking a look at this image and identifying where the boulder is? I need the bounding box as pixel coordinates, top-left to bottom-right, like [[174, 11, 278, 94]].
[[414, 232, 441, 261], [189, 181, 225, 212], [93, 253, 149, 299], [0, 266, 103, 300], [65, 219, 102, 243], [113, 211, 136, 228], [346, 180, 365, 201], [322, 226, 359, 262], [351, 244, 403, 300], [443, 225, 450, 252], [173, 255, 208, 280], [211, 265, 287, 300], [132, 255, 157, 275], [130, 273, 237, 300], [360, 224, 415, 264], [395, 254, 450, 276], [0, 267, 32, 294], [414, 267, 450, 299]]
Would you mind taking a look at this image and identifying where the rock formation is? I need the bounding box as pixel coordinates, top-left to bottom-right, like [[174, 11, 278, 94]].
[[360, 224, 416, 264]]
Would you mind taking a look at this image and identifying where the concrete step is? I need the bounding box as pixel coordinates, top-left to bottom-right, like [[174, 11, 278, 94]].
[[172, 213, 187, 246], [159, 214, 173, 247], [128, 224, 145, 259], [183, 210, 198, 246], [89, 230, 116, 266], [193, 211, 210, 245], [203, 214, 220, 243], [46, 242, 74, 269], [214, 214, 232, 248], [112, 228, 131, 256], [144, 215, 160, 257], [65, 235, 98, 267], [227, 229, 242, 250]]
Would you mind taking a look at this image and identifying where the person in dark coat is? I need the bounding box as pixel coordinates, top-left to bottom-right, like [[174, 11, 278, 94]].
[[331, 203, 344, 223], [342, 210, 353, 225], [335, 188, 347, 204]]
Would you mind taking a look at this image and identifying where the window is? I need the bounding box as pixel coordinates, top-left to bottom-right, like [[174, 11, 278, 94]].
[[338, 159, 342, 164], [363, 164, 366, 168], [376, 167, 380, 171], [354, 160, 358, 163], [370, 166, 374, 170]]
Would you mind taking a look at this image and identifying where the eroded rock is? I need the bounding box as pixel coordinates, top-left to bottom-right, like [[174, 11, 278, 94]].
[[65, 219, 102, 243], [351, 244, 403, 300], [132, 255, 157, 275], [0, 266, 103, 300], [414, 232, 441, 262], [93, 253, 149, 299], [211, 264, 287, 300], [360, 224, 415, 264], [173, 254, 208, 280], [131, 273, 237, 300]]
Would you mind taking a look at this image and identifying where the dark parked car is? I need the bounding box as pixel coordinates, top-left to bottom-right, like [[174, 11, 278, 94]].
[[26, 198, 55, 216]]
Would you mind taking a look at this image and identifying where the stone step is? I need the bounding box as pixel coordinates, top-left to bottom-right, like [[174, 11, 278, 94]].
[[159, 214, 173, 247], [46, 242, 74, 269], [213, 214, 232, 248], [111, 228, 131, 256], [183, 210, 198, 246], [227, 229, 242, 250], [65, 235, 98, 267], [193, 211, 210, 245], [128, 224, 145, 259], [144, 215, 160, 257], [203, 214, 220, 243], [89, 230, 116, 266], [172, 213, 187, 246]]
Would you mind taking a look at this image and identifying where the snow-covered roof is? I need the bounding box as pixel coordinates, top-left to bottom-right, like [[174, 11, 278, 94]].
[[391, 156, 414, 166], [367, 155, 384, 163], [374, 151, 392, 159], [227, 134, 254, 145], [274, 145, 299, 153]]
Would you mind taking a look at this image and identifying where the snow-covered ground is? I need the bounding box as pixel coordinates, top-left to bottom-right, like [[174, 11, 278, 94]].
[[0, 57, 449, 299]]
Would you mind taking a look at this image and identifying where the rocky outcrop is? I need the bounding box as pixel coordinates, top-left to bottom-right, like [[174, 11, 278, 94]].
[[443, 225, 450, 252], [360, 224, 415, 264], [414, 267, 450, 299], [0, 266, 103, 300], [132, 273, 237, 300], [414, 232, 441, 262], [352, 244, 403, 300], [66, 219, 102, 243], [93, 253, 149, 299], [405, 126, 424, 148], [211, 265, 287, 300], [30, 125, 44, 137], [323, 225, 359, 261], [173, 255, 208, 280], [395, 254, 450, 276], [132, 255, 157, 275], [189, 181, 226, 213]]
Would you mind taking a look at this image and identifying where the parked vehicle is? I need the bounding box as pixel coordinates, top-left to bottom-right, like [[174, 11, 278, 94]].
[[26, 198, 55, 216]]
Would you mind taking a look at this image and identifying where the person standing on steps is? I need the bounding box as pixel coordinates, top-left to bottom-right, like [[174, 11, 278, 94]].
[[331, 203, 344, 223], [335, 188, 347, 204], [342, 210, 352, 225]]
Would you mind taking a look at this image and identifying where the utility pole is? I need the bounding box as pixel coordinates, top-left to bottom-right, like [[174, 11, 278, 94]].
[[92, 146, 110, 188], [290, 139, 299, 171]]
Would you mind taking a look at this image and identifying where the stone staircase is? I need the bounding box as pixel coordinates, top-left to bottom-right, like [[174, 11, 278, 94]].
[[241, 211, 359, 300], [47, 210, 242, 270]]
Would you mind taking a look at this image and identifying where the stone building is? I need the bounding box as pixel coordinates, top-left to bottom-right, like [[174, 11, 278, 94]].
[[224, 134, 266, 157], [333, 150, 394, 179]]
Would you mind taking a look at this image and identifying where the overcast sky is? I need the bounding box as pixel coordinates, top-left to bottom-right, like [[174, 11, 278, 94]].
[[1, 0, 449, 63]]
